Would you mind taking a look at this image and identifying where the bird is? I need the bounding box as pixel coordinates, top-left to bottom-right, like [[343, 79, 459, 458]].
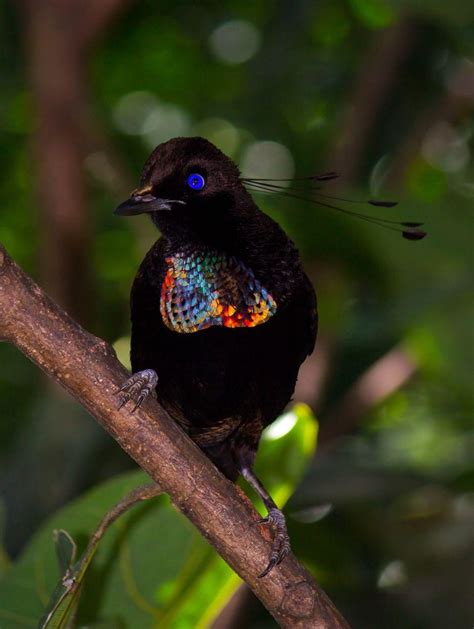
[[114, 136, 318, 577]]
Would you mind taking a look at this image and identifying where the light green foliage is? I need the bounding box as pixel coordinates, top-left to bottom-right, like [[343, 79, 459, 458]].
[[0, 406, 317, 627]]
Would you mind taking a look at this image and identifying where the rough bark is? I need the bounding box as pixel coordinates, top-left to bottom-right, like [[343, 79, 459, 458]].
[[0, 242, 350, 629]]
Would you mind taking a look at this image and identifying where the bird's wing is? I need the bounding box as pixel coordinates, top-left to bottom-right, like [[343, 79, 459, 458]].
[[293, 272, 318, 362]]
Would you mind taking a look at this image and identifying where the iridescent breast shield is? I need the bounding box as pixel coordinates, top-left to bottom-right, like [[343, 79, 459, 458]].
[[160, 250, 277, 333]]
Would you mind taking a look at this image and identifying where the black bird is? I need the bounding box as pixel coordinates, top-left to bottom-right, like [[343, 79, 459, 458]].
[[115, 136, 318, 576]]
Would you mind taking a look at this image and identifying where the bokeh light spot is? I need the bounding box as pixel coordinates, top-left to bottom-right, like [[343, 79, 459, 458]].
[[209, 20, 261, 65], [263, 411, 298, 441], [192, 118, 240, 156], [377, 560, 407, 589], [113, 92, 190, 146], [142, 103, 191, 148], [240, 141, 294, 188], [113, 91, 158, 135], [421, 121, 470, 173]]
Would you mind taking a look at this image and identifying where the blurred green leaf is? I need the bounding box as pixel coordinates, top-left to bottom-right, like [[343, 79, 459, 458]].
[[407, 159, 448, 202], [0, 405, 318, 627], [348, 0, 396, 28], [310, 7, 351, 48], [254, 403, 318, 509]]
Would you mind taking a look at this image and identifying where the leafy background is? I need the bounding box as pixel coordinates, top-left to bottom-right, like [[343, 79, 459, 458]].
[[0, 0, 473, 627]]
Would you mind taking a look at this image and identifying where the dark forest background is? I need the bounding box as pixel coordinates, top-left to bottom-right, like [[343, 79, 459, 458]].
[[0, 1, 473, 627]]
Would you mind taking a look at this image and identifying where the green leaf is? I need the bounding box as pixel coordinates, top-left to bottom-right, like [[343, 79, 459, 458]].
[[0, 405, 318, 628], [255, 403, 318, 509], [53, 530, 77, 577], [348, 0, 395, 28], [37, 530, 80, 629]]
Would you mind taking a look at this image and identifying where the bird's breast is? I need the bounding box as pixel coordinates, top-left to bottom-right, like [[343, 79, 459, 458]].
[[160, 248, 277, 333]]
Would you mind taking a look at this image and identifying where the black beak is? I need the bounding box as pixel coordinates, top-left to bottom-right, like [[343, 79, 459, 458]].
[[114, 194, 185, 216]]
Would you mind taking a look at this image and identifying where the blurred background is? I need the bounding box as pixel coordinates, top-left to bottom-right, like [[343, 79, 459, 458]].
[[0, 0, 473, 627]]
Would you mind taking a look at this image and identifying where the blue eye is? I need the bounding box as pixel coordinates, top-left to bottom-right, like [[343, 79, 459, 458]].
[[187, 173, 205, 190]]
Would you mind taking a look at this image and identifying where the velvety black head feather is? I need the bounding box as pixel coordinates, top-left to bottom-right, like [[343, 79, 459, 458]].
[[127, 136, 255, 246], [140, 136, 241, 189]]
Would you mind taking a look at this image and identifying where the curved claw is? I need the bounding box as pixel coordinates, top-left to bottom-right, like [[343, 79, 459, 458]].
[[257, 507, 291, 578], [116, 369, 158, 412]]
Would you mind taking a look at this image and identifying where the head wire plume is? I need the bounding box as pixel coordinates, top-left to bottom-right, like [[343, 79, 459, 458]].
[[241, 172, 426, 240]]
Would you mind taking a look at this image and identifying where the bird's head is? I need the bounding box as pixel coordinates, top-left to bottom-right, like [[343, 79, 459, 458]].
[[115, 136, 427, 244], [115, 137, 252, 245]]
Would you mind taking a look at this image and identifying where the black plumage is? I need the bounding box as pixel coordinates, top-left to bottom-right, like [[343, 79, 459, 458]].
[[115, 137, 317, 575]]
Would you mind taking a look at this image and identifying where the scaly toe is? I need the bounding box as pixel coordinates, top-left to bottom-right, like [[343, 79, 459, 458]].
[[116, 369, 158, 411], [257, 507, 291, 578]]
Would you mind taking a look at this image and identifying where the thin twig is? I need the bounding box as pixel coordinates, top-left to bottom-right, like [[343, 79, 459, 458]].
[[85, 482, 162, 554]]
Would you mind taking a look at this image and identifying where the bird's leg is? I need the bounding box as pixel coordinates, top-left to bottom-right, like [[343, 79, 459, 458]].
[[116, 369, 158, 412], [239, 462, 291, 578]]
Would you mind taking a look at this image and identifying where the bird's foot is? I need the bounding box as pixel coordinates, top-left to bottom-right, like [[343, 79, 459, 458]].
[[116, 369, 158, 412], [257, 507, 291, 578]]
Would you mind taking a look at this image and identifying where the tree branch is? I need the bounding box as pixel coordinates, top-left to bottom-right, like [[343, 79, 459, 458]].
[[0, 243, 349, 628], [386, 58, 474, 187], [319, 346, 416, 446], [328, 15, 418, 184]]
